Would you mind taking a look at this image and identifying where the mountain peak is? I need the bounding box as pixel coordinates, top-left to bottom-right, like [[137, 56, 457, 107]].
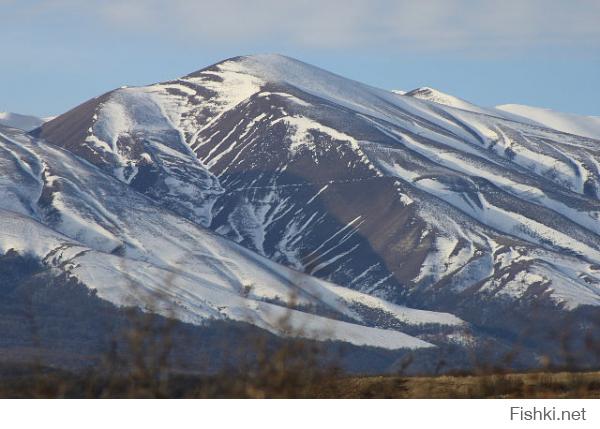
[[406, 86, 437, 94], [186, 53, 304, 78], [405, 86, 470, 108]]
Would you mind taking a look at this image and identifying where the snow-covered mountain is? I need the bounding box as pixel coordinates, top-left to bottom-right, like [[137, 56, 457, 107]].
[[0, 111, 44, 131], [496, 104, 600, 140], [3, 54, 600, 369]]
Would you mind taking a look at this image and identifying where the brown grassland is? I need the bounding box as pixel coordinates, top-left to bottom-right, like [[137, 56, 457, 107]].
[[321, 371, 600, 398], [1, 363, 600, 398]]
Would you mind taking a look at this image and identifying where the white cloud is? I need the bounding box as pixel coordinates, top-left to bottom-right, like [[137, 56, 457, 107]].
[[7, 0, 600, 54]]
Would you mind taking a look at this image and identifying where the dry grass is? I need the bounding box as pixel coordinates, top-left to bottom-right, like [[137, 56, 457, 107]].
[[3, 364, 600, 398], [316, 371, 600, 398]]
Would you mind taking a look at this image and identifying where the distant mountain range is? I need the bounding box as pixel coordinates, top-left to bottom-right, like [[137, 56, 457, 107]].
[[0, 112, 47, 131], [403, 86, 600, 140], [2, 54, 600, 372]]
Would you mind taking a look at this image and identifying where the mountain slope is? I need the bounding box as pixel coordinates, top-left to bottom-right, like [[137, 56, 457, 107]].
[[1, 123, 467, 351]]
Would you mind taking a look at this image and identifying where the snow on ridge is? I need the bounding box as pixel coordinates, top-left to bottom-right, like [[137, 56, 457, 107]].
[[185, 59, 264, 115], [496, 104, 600, 140], [405, 87, 479, 111], [402, 87, 519, 120], [80, 86, 223, 226], [233, 54, 408, 119], [223, 55, 535, 146], [83, 87, 167, 180]]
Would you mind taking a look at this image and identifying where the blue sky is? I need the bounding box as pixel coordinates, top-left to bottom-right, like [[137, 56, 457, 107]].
[[1, 0, 599, 117]]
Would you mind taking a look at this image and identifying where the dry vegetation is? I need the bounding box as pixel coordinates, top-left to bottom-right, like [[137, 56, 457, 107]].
[[2, 361, 600, 398], [317, 371, 600, 399]]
